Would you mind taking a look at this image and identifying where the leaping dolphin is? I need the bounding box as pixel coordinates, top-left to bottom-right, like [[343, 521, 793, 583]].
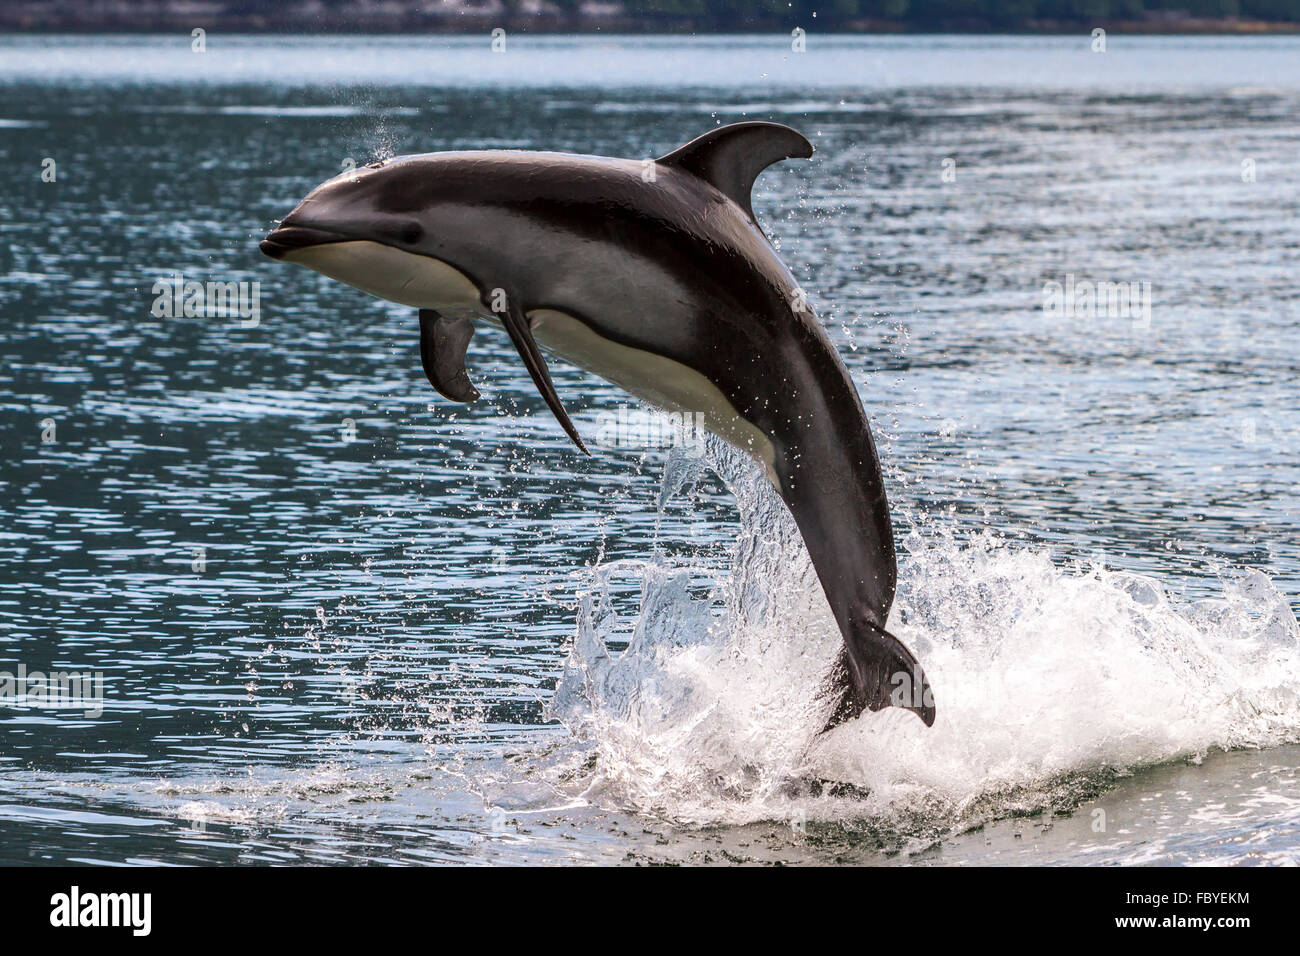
[[260, 122, 936, 730]]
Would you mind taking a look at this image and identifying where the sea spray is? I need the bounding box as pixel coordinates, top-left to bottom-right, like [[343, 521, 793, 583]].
[[546, 436, 1300, 831]]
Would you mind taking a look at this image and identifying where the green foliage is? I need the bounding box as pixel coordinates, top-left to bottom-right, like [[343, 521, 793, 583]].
[[634, 0, 1300, 23], [1241, 0, 1300, 16]]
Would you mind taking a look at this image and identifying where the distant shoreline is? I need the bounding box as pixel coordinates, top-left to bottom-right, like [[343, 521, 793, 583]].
[[2, 16, 1299, 37]]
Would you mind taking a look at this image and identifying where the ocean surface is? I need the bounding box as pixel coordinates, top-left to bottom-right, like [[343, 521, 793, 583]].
[[0, 33, 1298, 865]]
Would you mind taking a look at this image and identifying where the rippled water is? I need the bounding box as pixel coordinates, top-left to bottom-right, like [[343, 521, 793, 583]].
[[1, 34, 1298, 865]]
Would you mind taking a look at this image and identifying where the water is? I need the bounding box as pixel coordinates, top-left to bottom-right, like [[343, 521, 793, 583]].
[[1, 34, 1298, 865]]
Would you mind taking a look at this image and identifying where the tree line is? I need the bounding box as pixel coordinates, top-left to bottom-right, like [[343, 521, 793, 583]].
[[628, 0, 1300, 25]]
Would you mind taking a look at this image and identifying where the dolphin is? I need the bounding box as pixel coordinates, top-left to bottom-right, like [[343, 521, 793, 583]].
[[260, 122, 935, 730]]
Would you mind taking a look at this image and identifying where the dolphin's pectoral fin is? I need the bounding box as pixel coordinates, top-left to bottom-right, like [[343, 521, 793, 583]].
[[822, 617, 935, 732], [418, 309, 480, 403], [497, 297, 589, 455], [657, 121, 813, 220]]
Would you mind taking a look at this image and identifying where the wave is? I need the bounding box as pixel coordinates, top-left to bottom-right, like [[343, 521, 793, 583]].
[[538, 437, 1300, 839]]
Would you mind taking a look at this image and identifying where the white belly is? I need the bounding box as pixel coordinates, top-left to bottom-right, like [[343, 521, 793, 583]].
[[285, 241, 778, 483], [529, 309, 778, 485], [284, 240, 483, 319]]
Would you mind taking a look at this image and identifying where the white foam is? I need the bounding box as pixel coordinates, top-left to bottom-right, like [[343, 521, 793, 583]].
[[547, 438, 1300, 832]]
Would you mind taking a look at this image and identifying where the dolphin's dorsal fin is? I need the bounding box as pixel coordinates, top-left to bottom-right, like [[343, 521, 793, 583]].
[[657, 122, 813, 220]]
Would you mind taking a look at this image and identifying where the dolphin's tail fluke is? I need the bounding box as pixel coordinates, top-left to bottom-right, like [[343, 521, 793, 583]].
[[822, 617, 935, 731]]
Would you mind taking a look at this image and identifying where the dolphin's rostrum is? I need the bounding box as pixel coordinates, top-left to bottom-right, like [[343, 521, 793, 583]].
[[261, 122, 936, 730]]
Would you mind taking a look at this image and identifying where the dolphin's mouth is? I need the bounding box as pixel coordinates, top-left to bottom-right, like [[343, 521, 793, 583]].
[[259, 225, 349, 260]]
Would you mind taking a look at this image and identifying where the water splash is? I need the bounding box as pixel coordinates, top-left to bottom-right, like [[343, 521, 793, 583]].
[[545, 437, 1300, 835]]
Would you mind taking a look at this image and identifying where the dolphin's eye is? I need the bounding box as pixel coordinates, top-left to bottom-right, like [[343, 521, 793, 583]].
[[399, 222, 423, 245]]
